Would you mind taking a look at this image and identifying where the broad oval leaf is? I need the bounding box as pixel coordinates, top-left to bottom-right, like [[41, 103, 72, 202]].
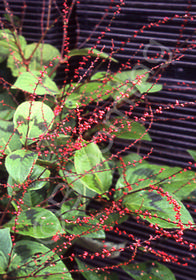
[[92, 71, 138, 101], [8, 240, 73, 280], [75, 258, 119, 280], [115, 162, 196, 201], [7, 50, 23, 76], [0, 252, 7, 274], [112, 69, 150, 99], [121, 261, 176, 280], [12, 71, 60, 96], [0, 228, 12, 266], [123, 190, 193, 228], [188, 149, 196, 162], [5, 149, 38, 183], [76, 238, 126, 259], [68, 47, 117, 62], [90, 71, 108, 81], [112, 69, 162, 98], [0, 120, 22, 155], [116, 153, 143, 175], [63, 82, 114, 108], [74, 143, 112, 194], [136, 82, 163, 94], [64, 92, 81, 108], [0, 109, 15, 120], [115, 159, 196, 215], [0, 29, 26, 63], [13, 101, 55, 145], [59, 162, 97, 198], [7, 164, 50, 191], [0, 90, 17, 120], [103, 118, 151, 141], [5, 207, 64, 239], [115, 69, 150, 83], [24, 43, 61, 76], [60, 203, 105, 239], [27, 164, 50, 190], [8, 42, 60, 77], [7, 176, 49, 211], [77, 82, 114, 102]]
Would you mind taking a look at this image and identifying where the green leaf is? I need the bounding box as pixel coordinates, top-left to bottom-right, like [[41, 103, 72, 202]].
[[7, 50, 24, 76], [121, 261, 176, 280], [7, 42, 60, 77], [160, 169, 196, 201], [112, 69, 162, 98], [8, 240, 73, 280], [5, 149, 38, 183], [115, 69, 150, 83], [91, 71, 133, 101], [115, 162, 196, 202], [136, 82, 162, 94], [109, 69, 149, 100], [5, 207, 64, 239], [0, 109, 15, 120], [75, 258, 119, 280], [91, 71, 137, 101], [0, 120, 22, 155], [63, 82, 114, 108], [27, 164, 50, 190], [0, 29, 26, 63], [115, 163, 161, 201], [188, 149, 196, 162], [0, 228, 12, 271], [28, 183, 48, 206], [96, 211, 128, 229], [90, 71, 108, 81], [8, 164, 50, 191], [7, 177, 48, 211], [68, 48, 117, 62], [64, 92, 82, 108], [103, 118, 151, 141], [25, 43, 60, 74], [0, 252, 7, 274], [78, 82, 114, 101], [116, 153, 143, 175], [123, 189, 193, 228], [76, 237, 126, 259], [12, 71, 60, 96], [7, 50, 23, 76], [186, 189, 196, 202], [13, 101, 55, 145], [0, 90, 17, 120], [66, 70, 156, 106], [108, 74, 137, 101], [74, 143, 112, 194], [60, 203, 105, 239], [59, 162, 97, 198]]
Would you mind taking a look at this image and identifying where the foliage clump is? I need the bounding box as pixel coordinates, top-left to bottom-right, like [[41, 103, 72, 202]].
[[0, 1, 196, 280]]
